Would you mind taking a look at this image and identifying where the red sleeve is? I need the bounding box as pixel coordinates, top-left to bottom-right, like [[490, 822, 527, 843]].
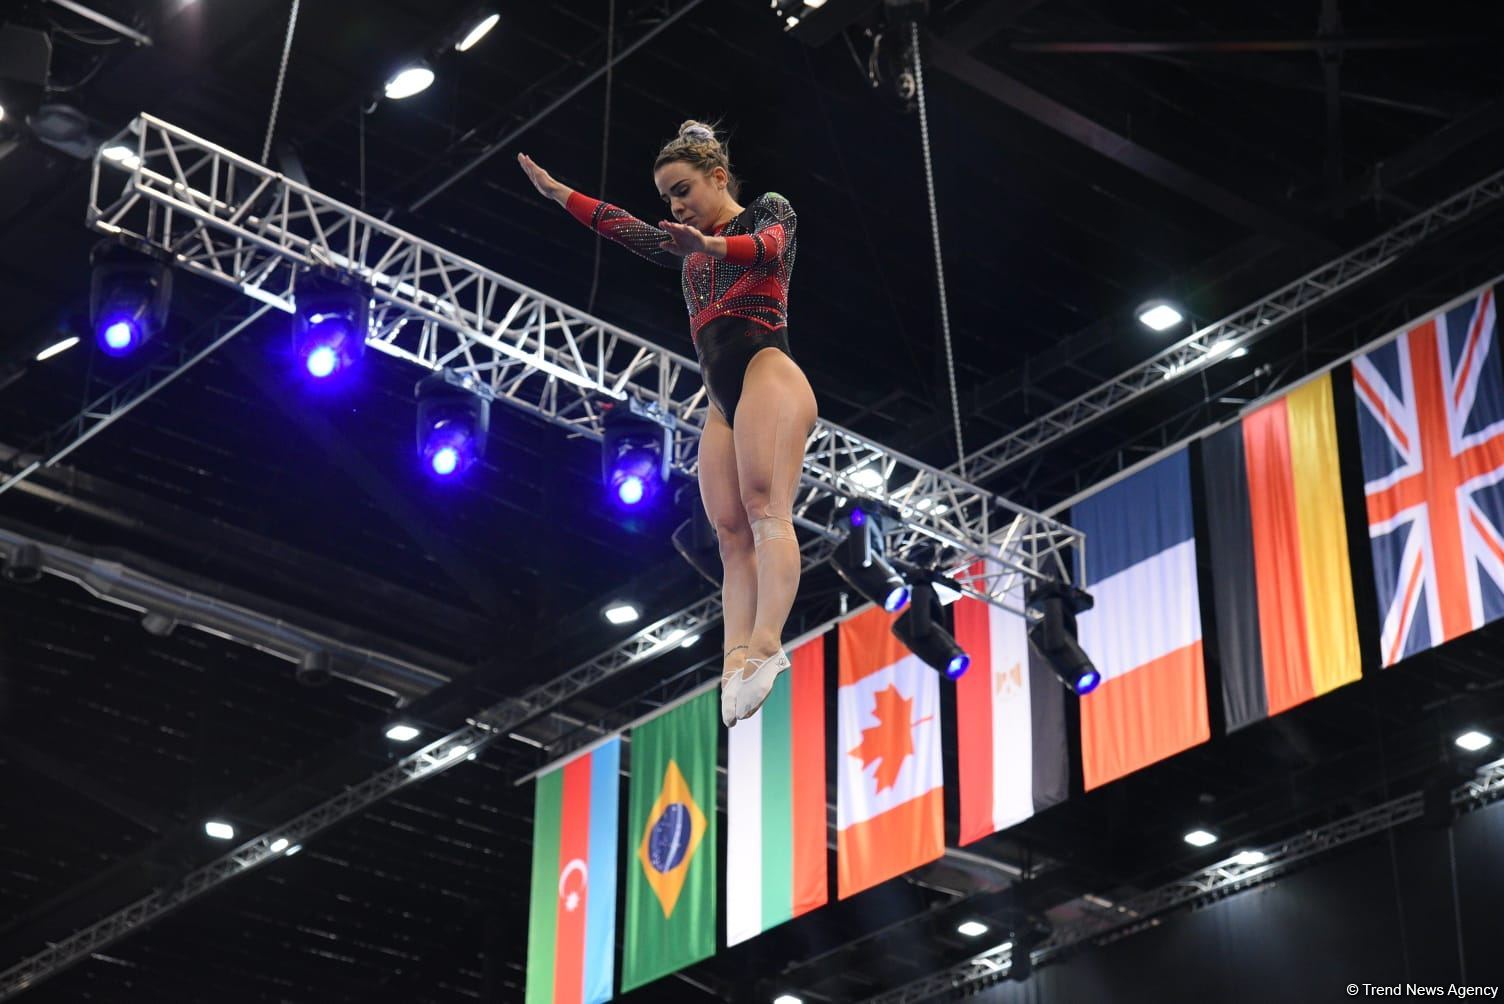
[[720, 225, 788, 267]]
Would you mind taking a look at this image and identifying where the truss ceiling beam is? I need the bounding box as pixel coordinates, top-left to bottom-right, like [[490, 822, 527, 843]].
[[78, 113, 1083, 608], [925, 36, 1327, 249]]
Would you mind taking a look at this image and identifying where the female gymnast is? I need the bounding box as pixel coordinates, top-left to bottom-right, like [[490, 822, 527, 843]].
[[518, 120, 816, 728]]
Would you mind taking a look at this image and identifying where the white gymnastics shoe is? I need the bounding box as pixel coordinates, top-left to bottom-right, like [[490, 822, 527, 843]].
[[735, 648, 790, 721], [721, 646, 748, 728]]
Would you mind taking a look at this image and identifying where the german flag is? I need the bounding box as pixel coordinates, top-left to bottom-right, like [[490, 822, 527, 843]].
[[1201, 372, 1362, 730]]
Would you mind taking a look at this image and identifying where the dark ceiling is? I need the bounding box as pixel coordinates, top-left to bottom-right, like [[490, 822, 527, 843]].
[[2, 0, 1504, 1000]]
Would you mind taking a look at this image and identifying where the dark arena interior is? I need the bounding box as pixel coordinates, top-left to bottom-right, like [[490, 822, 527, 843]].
[[2, 1, 1504, 1002]]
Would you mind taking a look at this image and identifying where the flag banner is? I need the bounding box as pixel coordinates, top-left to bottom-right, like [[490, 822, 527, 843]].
[[526, 737, 621, 1004], [621, 690, 717, 992], [1352, 284, 1504, 665], [727, 633, 828, 947], [1072, 448, 1210, 790], [836, 604, 944, 899], [1202, 372, 1363, 731], [952, 569, 1068, 844]]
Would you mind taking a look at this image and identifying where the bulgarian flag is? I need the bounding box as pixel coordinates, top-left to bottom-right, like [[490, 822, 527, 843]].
[[525, 737, 621, 1004], [836, 605, 944, 899], [726, 633, 828, 946]]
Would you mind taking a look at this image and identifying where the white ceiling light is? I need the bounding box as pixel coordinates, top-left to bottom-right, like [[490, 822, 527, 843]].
[[846, 466, 885, 490], [384, 63, 435, 100], [773, 996, 804, 1004], [1137, 299, 1184, 331], [1455, 730, 1493, 752], [269, 837, 290, 853], [285, 843, 303, 856], [204, 820, 235, 840], [456, 12, 500, 51], [603, 601, 640, 625], [35, 336, 80, 361], [1233, 849, 1267, 866], [681, 633, 701, 648], [1183, 828, 1217, 847], [956, 920, 988, 937], [386, 724, 420, 742], [804, 0, 828, 7]]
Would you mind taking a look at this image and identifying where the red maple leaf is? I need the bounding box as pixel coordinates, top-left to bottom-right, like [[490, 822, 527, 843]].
[[847, 683, 916, 794]]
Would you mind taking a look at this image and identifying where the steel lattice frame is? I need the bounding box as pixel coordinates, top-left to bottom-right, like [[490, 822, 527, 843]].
[[958, 164, 1504, 481], [863, 757, 1504, 1004], [84, 114, 1082, 608]]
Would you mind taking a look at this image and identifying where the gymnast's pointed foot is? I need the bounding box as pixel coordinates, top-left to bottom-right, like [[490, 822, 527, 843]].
[[721, 645, 748, 728], [735, 646, 790, 721]]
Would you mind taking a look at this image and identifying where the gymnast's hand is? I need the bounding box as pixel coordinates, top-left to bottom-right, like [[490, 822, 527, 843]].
[[657, 220, 709, 257], [517, 153, 571, 205]]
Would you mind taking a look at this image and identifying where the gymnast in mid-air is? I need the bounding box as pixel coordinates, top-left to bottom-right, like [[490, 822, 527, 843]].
[[519, 119, 815, 728]]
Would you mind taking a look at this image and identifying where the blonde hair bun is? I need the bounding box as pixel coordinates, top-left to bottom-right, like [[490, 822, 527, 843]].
[[678, 120, 717, 143]]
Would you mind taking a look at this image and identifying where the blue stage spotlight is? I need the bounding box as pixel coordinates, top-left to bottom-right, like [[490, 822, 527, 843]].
[[1026, 580, 1099, 695], [831, 507, 910, 613], [893, 580, 970, 679], [601, 399, 672, 510], [416, 372, 489, 479], [293, 270, 368, 380], [90, 239, 172, 357]]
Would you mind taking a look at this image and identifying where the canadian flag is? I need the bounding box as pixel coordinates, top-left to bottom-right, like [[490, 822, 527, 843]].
[[836, 604, 945, 899]]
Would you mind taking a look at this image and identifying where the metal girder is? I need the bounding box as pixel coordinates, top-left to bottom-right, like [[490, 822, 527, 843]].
[[84, 113, 1082, 606], [862, 756, 1504, 1003], [926, 36, 1326, 248], [958, 162, 1504, 482], [0, 300, 271, 497]]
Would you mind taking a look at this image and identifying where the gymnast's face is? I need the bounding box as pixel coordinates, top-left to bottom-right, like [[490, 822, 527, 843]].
[[654, 161, 728, 232]]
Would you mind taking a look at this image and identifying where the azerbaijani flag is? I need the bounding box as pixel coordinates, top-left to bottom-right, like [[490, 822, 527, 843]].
[[1201, 373, 1363, 730], [621, 690, 717, 992], [1073, 448, 1210, 790], [952, 572, 1069, 844], [727, 633, 828, 946], [525, 737, 620, 1004], [836, 604, 944, 899]]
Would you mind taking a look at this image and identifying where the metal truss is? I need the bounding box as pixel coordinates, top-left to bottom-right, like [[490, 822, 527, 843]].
[[0, 301, 271, 497], [958, 164, 1504, 482], [864, 755, 1504, 1003], [0, 728, 491, 1001], [85, 114, 1082, 605]]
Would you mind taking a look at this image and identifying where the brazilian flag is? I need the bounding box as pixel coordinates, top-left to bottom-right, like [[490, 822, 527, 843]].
[[622, 689, 717, 991]]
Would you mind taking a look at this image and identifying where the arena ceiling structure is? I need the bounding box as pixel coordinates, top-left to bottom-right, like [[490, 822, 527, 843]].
[[1, 0, 1504, 1000]]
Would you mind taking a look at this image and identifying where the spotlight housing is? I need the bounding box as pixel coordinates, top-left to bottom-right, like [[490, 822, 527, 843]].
[[892, 580, 971, 679], [1026, 580, 1099, 695], [416, 371, 491, 479], [602, 601, 640, 625], [672, 484, 723, 585], [831, 508, 910, 613], [297, 650, 333, 686], [141, 612, 177, 637], [294, 270, 368, 379], [90, 239, 172, 356], [601, 399, 672, 509]]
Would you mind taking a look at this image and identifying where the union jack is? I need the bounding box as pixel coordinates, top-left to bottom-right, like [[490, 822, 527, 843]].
[[1352, 285, 1504, 666]]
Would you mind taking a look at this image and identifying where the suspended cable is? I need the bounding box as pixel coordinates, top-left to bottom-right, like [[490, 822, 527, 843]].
[[587, 0, 617, 316], [909, 19, 967, 476], [260, 0, 302, 165]]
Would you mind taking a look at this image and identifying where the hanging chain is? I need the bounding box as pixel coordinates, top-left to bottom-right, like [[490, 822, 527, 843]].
[[909, 19, 967, 476], [260, 0, 302, 165]]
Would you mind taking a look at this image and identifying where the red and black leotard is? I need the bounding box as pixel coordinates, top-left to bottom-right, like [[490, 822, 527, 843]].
[[564, 189, 797, 423]]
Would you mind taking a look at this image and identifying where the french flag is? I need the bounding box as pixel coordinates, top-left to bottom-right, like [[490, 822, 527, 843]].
[[1071, 449, 1210, 790]]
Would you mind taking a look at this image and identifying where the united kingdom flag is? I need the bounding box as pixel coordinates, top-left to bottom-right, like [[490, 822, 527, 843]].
[[1352, 285, 1504, 667]]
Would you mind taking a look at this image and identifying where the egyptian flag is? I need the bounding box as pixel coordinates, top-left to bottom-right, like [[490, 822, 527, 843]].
[[1202, 373, 1362, 730], [952, 572, 1069, 844], [621, 690, 717, 992], [836, 604, 944, 899], [726, 633, 828, 946], [1073, 448, 1210, 790], [526, 737, 620, 1004]]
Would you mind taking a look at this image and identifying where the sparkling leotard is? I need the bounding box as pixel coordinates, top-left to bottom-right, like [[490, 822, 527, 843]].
[[564, 190, 798, 422]]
